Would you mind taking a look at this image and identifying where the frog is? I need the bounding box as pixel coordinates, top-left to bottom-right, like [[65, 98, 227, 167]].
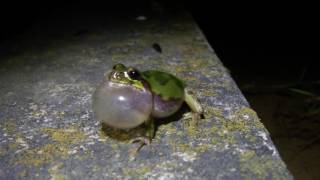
[[92, 63, 203, 151]]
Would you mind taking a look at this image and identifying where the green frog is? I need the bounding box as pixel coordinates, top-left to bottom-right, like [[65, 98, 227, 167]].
[[92, 63, 203, 150]]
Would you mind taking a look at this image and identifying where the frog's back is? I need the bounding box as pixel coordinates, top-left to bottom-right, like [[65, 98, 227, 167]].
[[141, 70, 184, 100], [141, 70, 185, 118]]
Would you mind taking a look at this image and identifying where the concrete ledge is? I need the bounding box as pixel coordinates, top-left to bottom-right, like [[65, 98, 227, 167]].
[[0, 5, 292, 180]]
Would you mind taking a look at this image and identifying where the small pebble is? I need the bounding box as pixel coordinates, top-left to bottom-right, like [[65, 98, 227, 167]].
[[152, 43, 162, 53]]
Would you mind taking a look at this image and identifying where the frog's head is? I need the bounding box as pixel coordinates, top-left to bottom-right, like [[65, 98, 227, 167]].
[[108, 63, 144, 89]]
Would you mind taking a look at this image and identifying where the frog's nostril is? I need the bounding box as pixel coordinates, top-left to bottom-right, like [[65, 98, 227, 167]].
[[109, 71, 116, 80], [118, 72, 125, 78]]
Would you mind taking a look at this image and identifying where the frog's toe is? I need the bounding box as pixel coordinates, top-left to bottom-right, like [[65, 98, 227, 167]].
[[192, 112, 202, 125], [130, 136, 151, 146], [182, 112, 193, 120], [183, 111, 201, 120], [130, 136, 151, 153], [182, 112, 201, 127], [129, 137, 151, 159]]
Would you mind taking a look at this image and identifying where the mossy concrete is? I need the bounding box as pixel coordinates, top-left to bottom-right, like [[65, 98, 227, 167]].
[[0, 4, 292, 180]]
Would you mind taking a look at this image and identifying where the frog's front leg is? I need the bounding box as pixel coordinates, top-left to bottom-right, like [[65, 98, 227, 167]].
[[129, 118, 155, 157], [184, 89, 203, 125]]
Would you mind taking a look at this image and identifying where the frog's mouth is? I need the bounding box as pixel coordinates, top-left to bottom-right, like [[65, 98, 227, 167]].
[[108, 71, 133, 85], [109, 71, 126, 81]]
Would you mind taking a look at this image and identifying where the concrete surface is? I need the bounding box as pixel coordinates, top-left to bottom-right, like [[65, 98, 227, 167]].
[[0, 4, 292, 180]]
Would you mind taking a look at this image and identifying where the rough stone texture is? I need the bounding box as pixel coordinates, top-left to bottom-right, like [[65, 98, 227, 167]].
[[0, 5, 292, 180]]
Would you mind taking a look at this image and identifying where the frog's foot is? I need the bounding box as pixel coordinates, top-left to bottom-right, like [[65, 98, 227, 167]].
[[182, 112, 192, 120], [183, 112, 201, 127], [128, 137, 151, 160], [130, 136, 151, 146], [184, 89, 203, 126], [192, 112, 202, 125]]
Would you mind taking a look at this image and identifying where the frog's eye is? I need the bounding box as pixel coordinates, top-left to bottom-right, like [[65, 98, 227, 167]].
[[113, 63, 126, 71], [127, 68, 140, 80]]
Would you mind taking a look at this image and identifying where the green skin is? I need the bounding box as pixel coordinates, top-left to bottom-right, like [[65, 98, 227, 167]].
[[141, 70, 185, 101], [109, 64, 203, 150]]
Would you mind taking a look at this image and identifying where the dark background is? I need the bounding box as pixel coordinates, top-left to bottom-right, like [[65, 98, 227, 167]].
[[0, 1, 316, 71], [0, 1, 318, 179]]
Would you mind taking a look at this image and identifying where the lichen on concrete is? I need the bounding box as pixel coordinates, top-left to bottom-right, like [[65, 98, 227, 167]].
[[10, 126, 88, 168], [0, 5, 292, 180]]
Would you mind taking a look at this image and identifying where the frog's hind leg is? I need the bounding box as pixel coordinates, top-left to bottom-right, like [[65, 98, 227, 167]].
[[184, 89, 203, 125]]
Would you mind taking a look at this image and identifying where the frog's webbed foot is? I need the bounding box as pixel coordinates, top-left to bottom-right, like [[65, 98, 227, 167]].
[[128, 118, 155, 160], [128, 136, 151, 160], [182, 112, 202, 127], [184, 89, 203, 126], [192, 111, 202, 125], [130, 136, 151, 148]]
